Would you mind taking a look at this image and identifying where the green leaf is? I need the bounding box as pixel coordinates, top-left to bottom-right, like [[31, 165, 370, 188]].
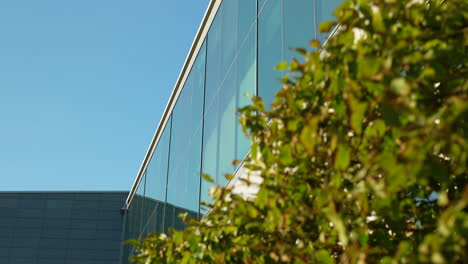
[[279, 144, 294, 164], [288, 119, 300, 131], [173, 231, 183, 244], [275, 61, 289, 71], [316, 250, 333, 264], [225, 173, 234, 181], [125, 239, 141, 246], [349, 95, 368, 135], [357, 57, 381, 78], [300, 117, 319, 154], [309, 40, 321, 48], [371, 7, 386, 32], [292, 47, 307, 55], [335, 145, 351, 170], [201, 173, 214, 183], [318, 21, 337, 33], [391, 78, 411, 96]]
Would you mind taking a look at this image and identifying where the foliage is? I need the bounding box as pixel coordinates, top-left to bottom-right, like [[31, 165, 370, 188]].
[[129, 0, 467, 263]]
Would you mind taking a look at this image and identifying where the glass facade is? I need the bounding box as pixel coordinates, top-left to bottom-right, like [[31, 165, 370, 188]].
[[123, 0, 343, 261]]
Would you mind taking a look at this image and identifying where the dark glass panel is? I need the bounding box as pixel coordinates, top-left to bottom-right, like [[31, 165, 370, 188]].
[[163, 203, 175, 234], [134, 172, 145, 238]]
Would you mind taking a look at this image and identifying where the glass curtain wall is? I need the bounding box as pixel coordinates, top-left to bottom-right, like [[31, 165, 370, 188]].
[[201, 0, 256, 210], [258, 0, 316, 108], [124, 0, 343, 260]]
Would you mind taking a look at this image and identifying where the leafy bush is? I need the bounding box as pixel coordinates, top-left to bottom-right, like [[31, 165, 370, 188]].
[[129, 0, 467, 263]]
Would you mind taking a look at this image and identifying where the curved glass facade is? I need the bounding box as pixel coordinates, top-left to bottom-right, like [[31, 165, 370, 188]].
[[123, 0, 342, 260]]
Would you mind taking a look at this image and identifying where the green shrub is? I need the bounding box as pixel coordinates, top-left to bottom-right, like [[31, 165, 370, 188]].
[[129, 0, 467, 262]]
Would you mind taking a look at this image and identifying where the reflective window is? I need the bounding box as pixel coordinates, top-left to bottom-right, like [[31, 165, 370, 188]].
[[220, 0, 238, 77], [134, 172, 145, 238], [201, 96, 218, 211], [218, 65, 237, 180], [238, 0, 256, 49], [125, 0, 343, 237], [201, 0, 257, 214], [236, 28, 256, 162], [258, 0, 283, 109], [144, 118, 171, 234], [205, 9, 222, 110], [258, 0, 268, 13], [284, 0, 315, 61], [166, 42, 206, 213]]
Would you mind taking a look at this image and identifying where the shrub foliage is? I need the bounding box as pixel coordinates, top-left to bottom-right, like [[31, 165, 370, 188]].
[[130, 0, 467, 263]]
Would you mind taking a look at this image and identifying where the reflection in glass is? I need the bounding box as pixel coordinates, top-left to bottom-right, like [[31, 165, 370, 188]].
[[124, 0, 343, 242], [218, 65, 237, 182], [166, 43, 206, 213], [238, 0, 256, 50], [205, 8, 222, 110], [258, 0, 283, 109], [201, 97, 219, 213], [236, 28, 256, 162], [144, 118, 171, 234], [284, 0, 315, 61]]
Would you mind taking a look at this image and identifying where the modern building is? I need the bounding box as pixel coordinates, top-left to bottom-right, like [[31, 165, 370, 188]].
[[0, 191, 127, 264], [0, 1, 343, 263], [122, 0, 342, 261]]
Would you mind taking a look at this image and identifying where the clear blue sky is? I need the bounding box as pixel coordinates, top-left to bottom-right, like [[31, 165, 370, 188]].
[[0, 0, 209, 191]]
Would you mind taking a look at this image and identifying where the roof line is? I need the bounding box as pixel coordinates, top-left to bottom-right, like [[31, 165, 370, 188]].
[[124, 0, 221, 208]]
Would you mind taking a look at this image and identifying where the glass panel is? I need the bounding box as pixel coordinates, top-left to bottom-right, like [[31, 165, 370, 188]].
[[173, 207, 187, 231], [236, 28, 256, 162], [258, 0, 283, 109], [122, 202, 134, 260], [237, 0, 256, 50], [146, 122, 171, 204], [315, 0, 342, 43], [163, 203, 175, 234], [141, 175, 155, 238], [144, 117, 171, 234], [220, 0, 238, 76], [284, 0, 315, 61], [134, 172, 145, 238], [258, 0, 268, 12], [218, 65, 237, 182], [201, 97, 219, 214], [205, 0, 240, 111], [205, 9, 222, 110], [166, 43, 206, 213], [154, 201, 165, 234]]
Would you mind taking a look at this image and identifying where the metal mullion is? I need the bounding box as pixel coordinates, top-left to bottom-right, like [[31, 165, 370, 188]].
[[198, 42, 208, 218], [162, 116, 173, 233]]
